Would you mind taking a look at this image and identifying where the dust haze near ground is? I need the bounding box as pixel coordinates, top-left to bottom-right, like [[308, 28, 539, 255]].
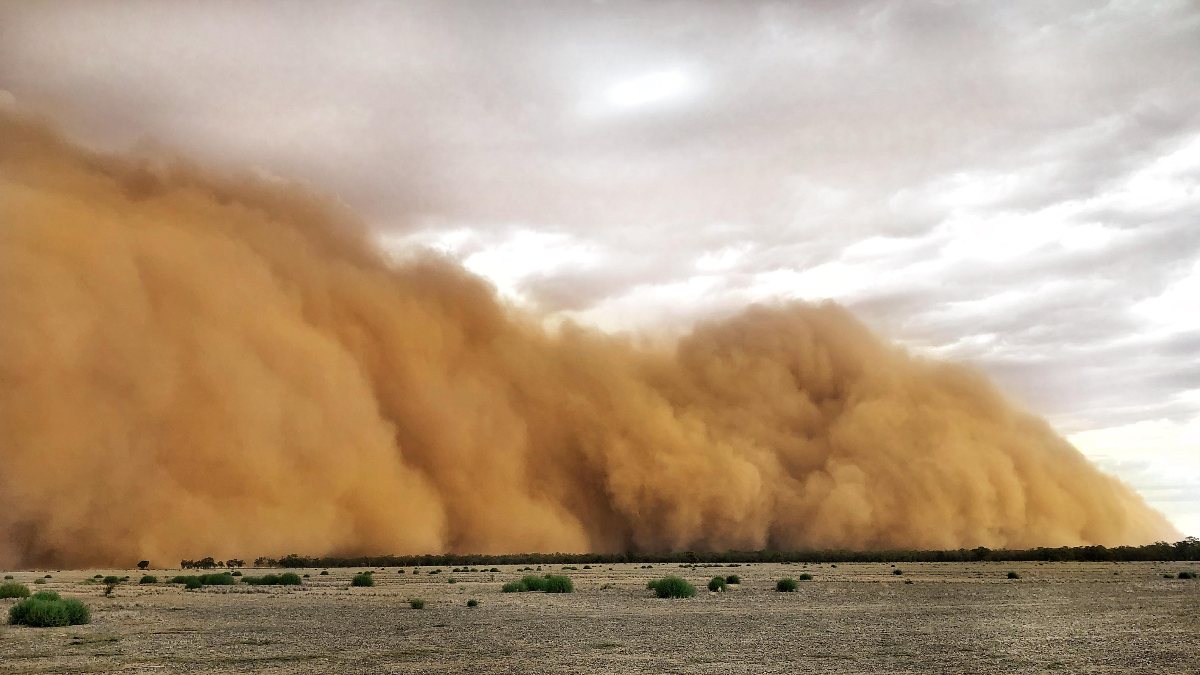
[[0, 112, 1178, 568]]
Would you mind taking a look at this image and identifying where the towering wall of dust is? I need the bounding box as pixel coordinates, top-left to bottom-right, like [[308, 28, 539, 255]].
[[0, 113, 1178, 567]]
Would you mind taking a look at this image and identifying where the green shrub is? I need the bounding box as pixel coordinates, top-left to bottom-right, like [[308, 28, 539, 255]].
[[92, 574, 103, 579], [1007, 571, 1020, 579], [103, 576, 121, 585], [320, 570, 330, 575], [467, 598, 479, 607], [489, 568, 500, 573], [231, 571, 242, 577], [3, 575, 12, 580], [798, 573, 813, 581], [0, 582, 31, 599], [278, 573, 302, 586], [501, 581, 525, 593], [410, 598, 425, 609], [140, 575, 158, 584], [725, 574, 741, 585], [184, 577, 202, 590], [43, 574, 52, 579], [708, 576, 727, 592], [199, 573, 235, 586], [892, 569, 903, 576], [542, 575, 573, 593], [351, 573, 374, 587], [649, 576, 696, 599], [1179, 571, 1197, 580], [8, 596, 89, 627], [448, 577, 457, 584], [1164, 573, 1174, 579], [33, 578, 46, 585], [776, 578, 798, 592], [519, 575, 547, 592]]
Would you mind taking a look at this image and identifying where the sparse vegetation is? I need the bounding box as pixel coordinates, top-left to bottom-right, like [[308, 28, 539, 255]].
[[893, 569, 904, 576], [320, 570, 329, 575], [8, 592, 90, 627], [708, 576, 727, 592], [648, 576, 696, 599], [410, 598, 425, 609], [798, 573, 813, 581], [776, 578, 798, 592], [3, 575, 12, 580], [1179, 571, 1196, 579], [184, 577, 202, 590], [0, 582, 31, 599], [34, 578, 46, 585], [1007, 571, 1021, 579], [351, 573, 374, 587], [278, 572, 302, 585], [140, 575, 158, 584], [542, 575, 574, 593], [725, 574, 741, 584], [467, 598, 479, 607]]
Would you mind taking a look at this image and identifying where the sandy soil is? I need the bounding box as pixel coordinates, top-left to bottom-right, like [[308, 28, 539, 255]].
[[1, 561, 1197, 674]]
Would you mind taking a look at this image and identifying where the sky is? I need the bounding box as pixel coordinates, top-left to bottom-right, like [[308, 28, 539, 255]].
[[1, 0, 1197, 537]]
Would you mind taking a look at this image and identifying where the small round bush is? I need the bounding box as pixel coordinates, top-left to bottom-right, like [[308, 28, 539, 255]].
[[725, 574, 741, 585], [1179, 571, 1197, 580], [1164, 573, 1174, 579], [43, 574, 52, 579], [489, 568, 500, 573], [200, 573, 235, 586], [92, 574, 102, 579], [892, 569, 903, 576], [231, 571, 243, 577], [467, 598, 479, 607], [3, 575, 12, 579], [649, 576, 696, 599], [776, 578, 798, 592], [139, 575, 158, 584], [501, 581, 524, 593], [409, 598, 425, 609], [1006, 571, 1020, 579], [542, 575, 574, 593], [184, 577, 202, 590], [320, 570, 329, 576], [798, 573, 813, 581], [33, 578, 46, 585], [103, 576, 121, 585], [708, 576, 727, 592], [0, 582, 31, 599], [351, 573, 374, 587], [447, 577, 457, 584], [278, 572, 302, 586]]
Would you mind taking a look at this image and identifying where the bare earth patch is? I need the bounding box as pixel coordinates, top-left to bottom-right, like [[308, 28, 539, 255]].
[[1, 562, 1197, 673]]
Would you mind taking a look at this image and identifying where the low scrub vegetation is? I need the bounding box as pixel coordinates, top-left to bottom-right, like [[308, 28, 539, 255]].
[[140, 575, 158, 584], [708, 576, 727, 592], [648, 576, 696, 598], [0, 582, 31, 599], [725, 574, 741, 584], [8, 592, 90, 627], [501, 574, 574, 593], [776, 578, 798, 592], [467, 598, 478, 607], [350, 573, 374, 587], [409, 598, 425, 609], [1007, 571, 1021, 579], [1179, 571, 1197, 579], [798, 573, 813, 581]]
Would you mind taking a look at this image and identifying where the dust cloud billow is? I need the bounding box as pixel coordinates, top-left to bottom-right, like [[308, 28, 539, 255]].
[[0, 112, 1178, 568]]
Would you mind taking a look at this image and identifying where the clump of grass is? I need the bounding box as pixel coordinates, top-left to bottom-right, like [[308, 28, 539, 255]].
[[542, 575, 574, 593], [1007, 571, 1021, 579], [199, 573, 235, 586], [320, 570, 330, 576], [278, 572, 302, 586], [447, 577, 457, 584], [33, 578, 46, 585], [501, 581, 525, 593], [43, 574, 52, 579], [8, 592, 90, 627], [725, 574, 741, 585], [1163, 573, 1174, 579], [351, 573, 374, 587], [798, 573, 813, 581], [707, 576, 727, 592], [1179, 571, 1197, 580], [409, 598, 425, 609], [0, 582, 31, 599], [892, 569, 904, 576], [92, 574, 103, 579], [139, 575, 158, 584], [3, 575, 12, 580], [776, 578, 798, 592], [467, 599, 479, 607], [184, 577, 202, 590], [231, 571, 242, 577], [489, 568, 500, 573], [648, 576, 696, 599]]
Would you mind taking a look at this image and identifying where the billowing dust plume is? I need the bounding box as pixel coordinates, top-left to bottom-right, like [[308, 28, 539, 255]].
[[0, 113, 1178, 567]]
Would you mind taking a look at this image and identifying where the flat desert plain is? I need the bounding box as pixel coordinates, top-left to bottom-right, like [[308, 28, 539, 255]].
[[1, 561, 1198, 674]]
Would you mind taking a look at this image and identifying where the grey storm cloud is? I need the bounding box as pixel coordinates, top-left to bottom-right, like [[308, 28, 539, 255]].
[[2, 0, 1199, 532]]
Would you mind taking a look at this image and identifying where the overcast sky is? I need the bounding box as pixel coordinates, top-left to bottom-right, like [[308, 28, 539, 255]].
[[2, 0, 1198, 537]]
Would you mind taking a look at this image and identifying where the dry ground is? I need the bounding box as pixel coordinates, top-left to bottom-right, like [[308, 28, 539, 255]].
[[1, 561, 1197, 674]]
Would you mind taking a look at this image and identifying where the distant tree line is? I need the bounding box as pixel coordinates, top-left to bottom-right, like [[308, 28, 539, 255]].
[[178, 557, 245, 569], [227, 538, 1198, 569]]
